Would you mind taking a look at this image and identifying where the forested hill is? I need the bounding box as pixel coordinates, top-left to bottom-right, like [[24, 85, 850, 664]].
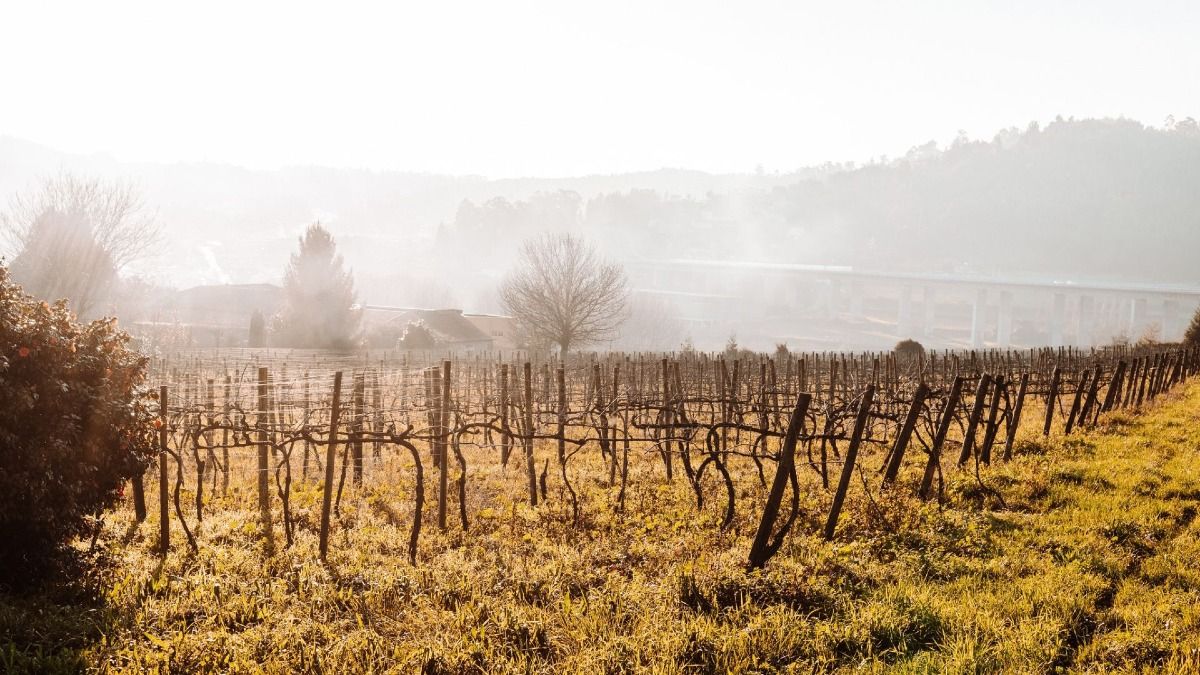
[[3, 117, 1198, 292], [439, 117, 1200, 286], [771, 117, 1200, 283]]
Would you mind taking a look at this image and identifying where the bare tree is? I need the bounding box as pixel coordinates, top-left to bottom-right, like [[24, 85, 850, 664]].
[[500, 233, 628, 354], [1, 172, 160, 271], [1, 172, 160, 317]]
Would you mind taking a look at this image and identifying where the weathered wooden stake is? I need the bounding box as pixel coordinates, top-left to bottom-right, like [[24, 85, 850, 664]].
[[257, 367, 270, 520], [882, 382, 929, 485], [438, 361, 450, 530], [500, 363, 512, 466], [920, 376, 964, 500], [1002, 372, 1029, 461], [824, 385, 875, 540], [524, 362, 537, 507], [1044, 366, 1061, 435], [979, 376, 1005, 465], [158, 385, 169, 556], [958, 374, 992, 466], [352, 373, 365, 486], [318, 372, 343, 560], [1064, 369, 1089, 435], [748, 393, 811, 569]]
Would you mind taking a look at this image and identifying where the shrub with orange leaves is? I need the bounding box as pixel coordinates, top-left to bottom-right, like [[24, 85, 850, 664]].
[[0, 263, 156, 586]]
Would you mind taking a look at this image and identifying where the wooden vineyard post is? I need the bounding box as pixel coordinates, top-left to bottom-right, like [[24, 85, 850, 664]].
[[1064, 369, 1089, 435], [222, 375, 231, 494], [438, 360, 450, 531], [319, 372, 344, 560], [199, 378, 213, 518], [500, 364, 511, 466], [257, 367, 270, 521], [558, 366, 577, 521], [1044, 366, 1061, 435], [1002, 372, 1030, 461], [1079, 367, 1103, 427], [423, 368, 434, 456], [979, 376, 1005, 465], [661, 358, 674, 481], [748, 393, 811, 570], [920, 375, 964, 500], [158, 385, 169, 556], [1147, 356, 1160, 400], [1100, 360, 1125, 414], [958, 374, 992, 466], [819, 358, 838, 488], [610, 364, 621, 486], [1135, 356, 1151, 407], [824, 385, 875, 540], [718, 358, 728, 461], [524, 362, 537, 507], [371, 371, 382, 460], [352, 373, 365, 487], [301, 375, 310, 480], [593, 363, 610, 478], [1123, 359, 1141, 408], [882, 382, 929, 485]]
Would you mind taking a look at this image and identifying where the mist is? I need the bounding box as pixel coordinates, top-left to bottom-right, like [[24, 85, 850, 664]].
[[4, 115, 1200, 353], [2, 2, 1199, 354], [7, 4, 1200, 670]]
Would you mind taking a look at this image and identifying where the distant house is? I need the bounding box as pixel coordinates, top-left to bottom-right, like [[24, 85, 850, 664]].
[[464, 313, 521, 352], [128, 283, 283, 349], [173, 283, 283, 327], [362, 306, 499, 352]]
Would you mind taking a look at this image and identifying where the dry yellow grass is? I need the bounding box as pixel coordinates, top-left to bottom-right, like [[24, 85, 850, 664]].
[[3, 382, 1200, 673]]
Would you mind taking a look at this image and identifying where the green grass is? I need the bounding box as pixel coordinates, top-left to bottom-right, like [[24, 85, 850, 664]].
[[4, 383, 1200, 673]]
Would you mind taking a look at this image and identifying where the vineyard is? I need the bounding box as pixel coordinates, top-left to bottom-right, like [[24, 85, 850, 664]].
[[139, 345, 1198, 566], [10, 343, 1200, 673]]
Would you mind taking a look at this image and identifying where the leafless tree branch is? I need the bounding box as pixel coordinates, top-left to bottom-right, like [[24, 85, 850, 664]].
[[499, 233, 628, 354]]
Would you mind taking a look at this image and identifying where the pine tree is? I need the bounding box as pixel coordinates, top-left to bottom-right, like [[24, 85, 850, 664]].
[[248, 309, 266, 348], [1185, 306, 1200, 347], [275, 224, 360, 349], [9, 209, 117, 318]]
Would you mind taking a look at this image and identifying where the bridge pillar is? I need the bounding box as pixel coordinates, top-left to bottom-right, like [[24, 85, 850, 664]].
[[922, 286, 937, 339], [1075, 295, 1095, 347], [897, 285, 914, 338], [1128, 297, 1147, 338], [970, 288, 988, 348], [822, 281, 835, 319], [849, 279, 864, 319], [1163, 299, 1180, 341], [1050, 293, 1066, 347], [997, 290, 1014, 346], [784, 280, 801, 310], [1097, 298, 1117, 341]]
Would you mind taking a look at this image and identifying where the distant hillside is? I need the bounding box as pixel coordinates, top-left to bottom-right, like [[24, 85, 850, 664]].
[[3, 117, 1198, 302], [0, 136, 814, 290], [758, 117, 1200, 284]]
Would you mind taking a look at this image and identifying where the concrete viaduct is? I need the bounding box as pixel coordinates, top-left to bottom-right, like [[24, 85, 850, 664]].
[[626, 258, 1200, 350]]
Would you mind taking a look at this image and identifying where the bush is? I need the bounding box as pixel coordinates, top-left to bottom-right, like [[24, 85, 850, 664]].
[[0, 264, 155, 586], [398, 321, 437, 350], [894, 339, 926, 371], [1136, 323, 1162, 347]]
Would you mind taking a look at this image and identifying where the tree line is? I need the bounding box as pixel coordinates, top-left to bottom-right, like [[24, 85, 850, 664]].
[[436, 117, 1200, 284]]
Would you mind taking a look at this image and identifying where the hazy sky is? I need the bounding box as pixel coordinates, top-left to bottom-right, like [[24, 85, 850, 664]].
[[2, 0, 1197, 177]]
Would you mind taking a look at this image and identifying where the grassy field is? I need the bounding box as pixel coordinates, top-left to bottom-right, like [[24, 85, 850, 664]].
[[3, 381, 1200, 673]]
